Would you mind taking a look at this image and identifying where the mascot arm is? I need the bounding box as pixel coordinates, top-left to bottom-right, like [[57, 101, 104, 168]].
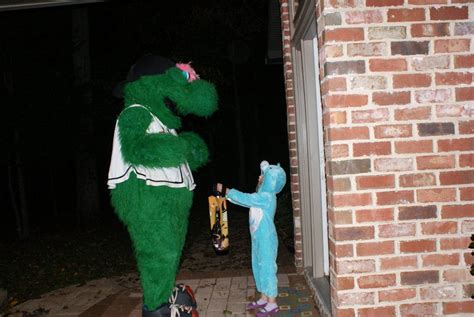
[[226, 189, 269, 209], [118, 107, 188, 168], [179, 131, 209, 171]]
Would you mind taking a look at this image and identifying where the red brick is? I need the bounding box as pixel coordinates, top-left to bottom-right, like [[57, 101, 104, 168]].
[[421, 221, 458, 234], [438, 138, 474, 152], [333, 193, 372, 208], [356, 208, 394, 223], [369, 58, 407, 72], [400, 303, 438, 317], [352, 109, 390, 124], [375, 158, 413, 172], [460, 154, 474, 167], [324, 44, 344, 58], [345, 10, 383, 24], [417, 188, 456, 202], [388, 8, 425, 22], [379, 288, 416, 302], [460, 121, 474, 134], [395, 140, 433, 154], [456, 87, 474, 101], [422, 253, 460, 267], [398, 205, 437, 219], [329, 241, 354, 257], [409, 0, 447, 3], [436, 104, 472, 118], [367, 0, 404, 6], [380, 256, 417, 270], [435, 39, 471, 53], [393, 73, 431, 88], [334, 276, 355, 290], [377, 190, 414, 205], [395, 106, 431, 121], [455, 54, 474, 68], [443, 301, 474, 314], [334, 308, 355, 317], [328, 127, 369, 141], [443, 268, 472, 282], [420, 285, 457, 300], [330, 144, 349, 158], [401, 270, 439, 285], [435, 71, 472, 85], [442, 204, 474, 218], [329, 209, 353, 224], [440, 170, 474, 185], [400, 239, 436, 253], [336, 291, 376, 306], [327, 0, 356, 8], [334, 226, 374, 241], [328, 177, 352, 192], [379, 223, 416, 238], [358, 306, 396, 317], [357, 241, 394, 256], [415, 89, 451, 103], [461, 187, 474, 201], [336, 259, 375, 274], [357, 175, 395, 189], [417, 155, 455, 169], [418, 122, 454, 136], [412, 55, 450, 71], [373, 91, 411, 105], [321, 77, 346, 95], [400, 173, 436, 188], [354, 142, 391, 157], [324, 111, 347, 125], [430, 6, 469, 20], [348, 42, 386, 57], [411, 23, 450, 37], [375, 124, 412, 139], [325, 94, 368, 108], [325, 28, 365, 42], [358, 274, 396, 289]]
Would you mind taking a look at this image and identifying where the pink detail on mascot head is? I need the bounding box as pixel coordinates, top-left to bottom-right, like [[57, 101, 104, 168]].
[[176, 63, 200, 82]]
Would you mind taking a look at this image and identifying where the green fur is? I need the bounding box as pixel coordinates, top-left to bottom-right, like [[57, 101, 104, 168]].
[[111, 65, 217, 310]]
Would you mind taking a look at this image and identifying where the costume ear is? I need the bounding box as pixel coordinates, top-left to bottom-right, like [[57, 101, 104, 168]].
[[168, 67, 189, 85], [260, 160, 269, 175]]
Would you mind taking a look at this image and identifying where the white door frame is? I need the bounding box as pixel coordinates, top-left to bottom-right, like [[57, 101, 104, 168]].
[[291, 0, 329, 278]]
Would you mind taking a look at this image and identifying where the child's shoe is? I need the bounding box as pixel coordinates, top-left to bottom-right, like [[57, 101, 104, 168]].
[[256, 303, 279, 316], [246, 300, 267, 310]]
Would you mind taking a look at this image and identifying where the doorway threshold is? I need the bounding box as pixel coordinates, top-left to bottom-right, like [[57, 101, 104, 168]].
[[304, 269, 332, 317]]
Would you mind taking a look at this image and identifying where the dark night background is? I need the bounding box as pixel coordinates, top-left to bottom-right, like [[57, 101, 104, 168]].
[[0, 0, 290, 306]]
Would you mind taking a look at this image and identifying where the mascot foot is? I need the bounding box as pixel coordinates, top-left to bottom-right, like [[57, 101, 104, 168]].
[[142, 303, 170, 317], [169, 283, 197, 308]]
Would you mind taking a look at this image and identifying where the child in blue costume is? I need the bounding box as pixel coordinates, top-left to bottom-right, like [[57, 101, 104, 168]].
[[218, 160, 286, 316]]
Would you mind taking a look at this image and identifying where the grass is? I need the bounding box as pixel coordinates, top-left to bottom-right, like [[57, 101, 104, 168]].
[[0, 220, 136, 313]]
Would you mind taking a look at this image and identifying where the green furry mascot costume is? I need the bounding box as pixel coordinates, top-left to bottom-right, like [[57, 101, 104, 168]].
[[108, 55, 217, 317]]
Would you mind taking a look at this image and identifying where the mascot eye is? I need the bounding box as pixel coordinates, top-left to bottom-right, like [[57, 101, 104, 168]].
[[182, 71, 190, 81]]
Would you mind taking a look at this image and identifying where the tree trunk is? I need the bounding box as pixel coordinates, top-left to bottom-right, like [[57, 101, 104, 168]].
[[8, 132, 30, 240], [72, 7, 100, 228]]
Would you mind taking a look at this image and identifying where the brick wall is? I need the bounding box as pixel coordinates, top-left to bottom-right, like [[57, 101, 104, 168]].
[[280, 0, 473, 316]]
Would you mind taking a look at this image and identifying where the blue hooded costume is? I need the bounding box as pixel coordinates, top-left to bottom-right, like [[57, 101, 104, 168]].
[[226, 161, 286, 298]]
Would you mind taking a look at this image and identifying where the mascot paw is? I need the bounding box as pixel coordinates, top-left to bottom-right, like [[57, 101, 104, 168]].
[[142, 303, 171, 317], [169, 283, 197, 308]]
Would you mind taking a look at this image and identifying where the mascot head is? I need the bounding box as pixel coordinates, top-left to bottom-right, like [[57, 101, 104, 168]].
[[114, 54, 218, 129], [258, 160, 286, 194]]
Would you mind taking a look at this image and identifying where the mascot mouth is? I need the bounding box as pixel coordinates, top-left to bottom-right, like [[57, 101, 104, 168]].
[[164, 97, 179, 117]]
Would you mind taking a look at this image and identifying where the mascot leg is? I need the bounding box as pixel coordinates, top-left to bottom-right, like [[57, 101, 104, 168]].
[[111, 175, 193, 311]]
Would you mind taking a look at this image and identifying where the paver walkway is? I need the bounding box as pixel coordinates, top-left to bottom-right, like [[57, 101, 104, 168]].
[[5, 199, 320, 316], [6, 272, 320, 317]]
